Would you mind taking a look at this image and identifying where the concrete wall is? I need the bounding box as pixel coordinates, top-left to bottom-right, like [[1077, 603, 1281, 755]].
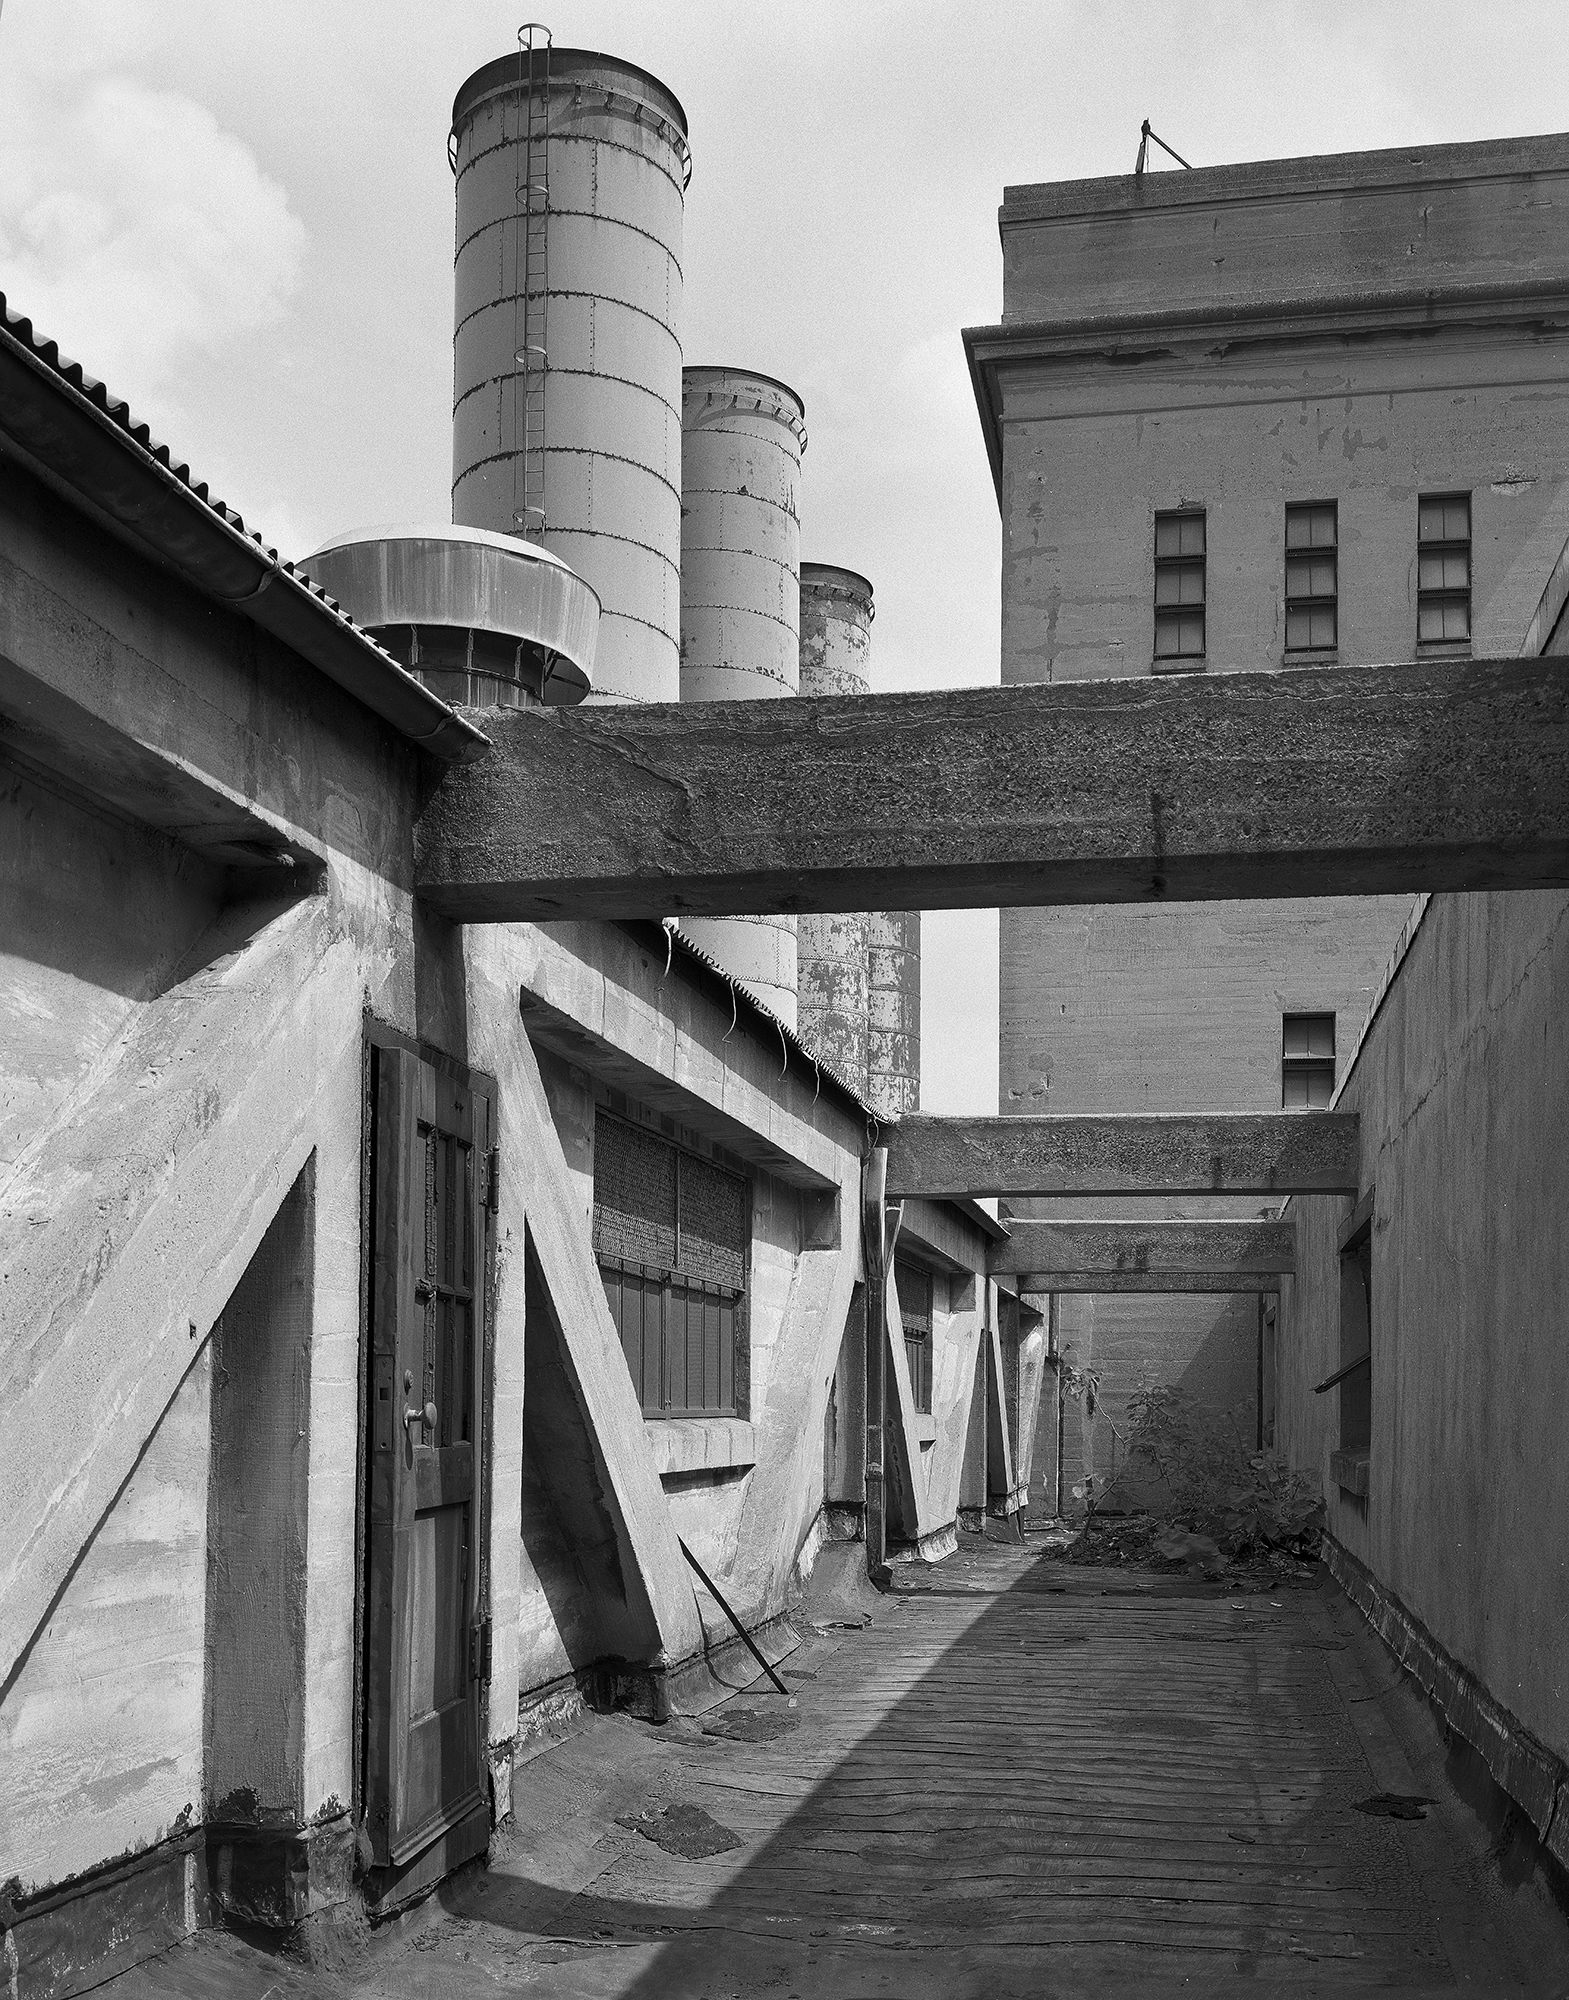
[[1276, 888, 1569, 1768]]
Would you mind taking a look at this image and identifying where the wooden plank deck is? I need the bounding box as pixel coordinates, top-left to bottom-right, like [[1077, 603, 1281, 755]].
[[109, 1538, 1567, 1999]]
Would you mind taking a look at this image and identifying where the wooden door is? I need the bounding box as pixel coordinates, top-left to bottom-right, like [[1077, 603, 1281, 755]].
[[365, 1041, 493, 1871]]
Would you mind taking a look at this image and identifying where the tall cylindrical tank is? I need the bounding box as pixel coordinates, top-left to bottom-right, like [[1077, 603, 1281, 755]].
[[450, 48, 689, 703], [679, 365, 806, 1027], [796, 565, 874, 1091], [866, 910, 922, 1120]]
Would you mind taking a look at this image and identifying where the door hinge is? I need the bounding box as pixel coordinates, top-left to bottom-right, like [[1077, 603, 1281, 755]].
[[469, 1618, 492, 1683], [485, 1147, 501, 1214]]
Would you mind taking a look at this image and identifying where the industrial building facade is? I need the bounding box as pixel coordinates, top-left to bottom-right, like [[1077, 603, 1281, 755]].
[[966, 133, 1569, 1510], [2, 39, 1568, 2000]]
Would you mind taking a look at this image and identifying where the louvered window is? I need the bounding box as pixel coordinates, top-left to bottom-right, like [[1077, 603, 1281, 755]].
[[1153, 509, 1206, 664], [895, 1256, 934, 1416], [1417, 494, 1471, 644], [593, 1112, 748, 1417], [1285, 502, 1338, 651]]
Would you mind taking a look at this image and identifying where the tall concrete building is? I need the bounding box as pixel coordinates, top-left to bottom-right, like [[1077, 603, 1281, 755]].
[[964, 134, 1569, 1499]]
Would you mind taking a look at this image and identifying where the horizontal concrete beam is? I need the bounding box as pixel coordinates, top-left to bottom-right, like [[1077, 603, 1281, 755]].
[[414, 659, 1569, 920], [885, 1114, 1359, 1197], [1013, 1272, 1284, 1294], [989, 1219, 1295, 1277]]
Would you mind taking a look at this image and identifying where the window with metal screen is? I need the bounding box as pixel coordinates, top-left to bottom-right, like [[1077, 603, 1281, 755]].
[[1153, 509, 1206, 664], [593, 1111, 748, 1417], [1417, 494, 1471, 643], [1285, 502, 1337, 651], [895, 1256, 933, 1416], [1282, 1013, 1335, 1110]]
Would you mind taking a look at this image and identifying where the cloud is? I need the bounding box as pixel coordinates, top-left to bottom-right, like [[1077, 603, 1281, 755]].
[[0, 46, 305, 425]]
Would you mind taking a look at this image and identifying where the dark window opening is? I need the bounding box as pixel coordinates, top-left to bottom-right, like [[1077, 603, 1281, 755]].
[[1285, 502, 1338, 651], [1153, 509, 1206, 663], [1417, 493, 1471, 644], [1283, 1012, 1335, 1110], [895, 1256, 934, 1416], [593, 1111, 748, 1418]]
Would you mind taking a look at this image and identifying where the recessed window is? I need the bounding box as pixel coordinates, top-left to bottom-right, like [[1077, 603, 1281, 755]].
[[1282, 1013, 1335, 1110], [1285, 502, 1337, 651], [1417, 494, 1471, 644], [895, 1256, 933, 1416], [593, 1110, 749, 1418], [1314, 1192, 1373, 1497], [1153, 509, 1206, 664]]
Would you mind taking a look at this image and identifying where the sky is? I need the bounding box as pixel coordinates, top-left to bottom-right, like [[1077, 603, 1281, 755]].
[[1, 0, 1562, 1111]]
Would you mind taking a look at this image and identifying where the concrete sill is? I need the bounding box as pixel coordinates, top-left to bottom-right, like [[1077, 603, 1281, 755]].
[[1330, 1448, 1370, 1498], [646, 1418, 757, 1479], [1150, 658, 1206, 676], [913, 1415, 938, 1445]]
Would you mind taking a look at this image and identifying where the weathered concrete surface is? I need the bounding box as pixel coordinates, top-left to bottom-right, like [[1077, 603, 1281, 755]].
[[514, 921, 847, 1189], [102, 1541, 1569, 1998], [886, 1113, 1359, 1197], [1278, 888, 1569, 1777], [0, 893, 357, 1694], [991, 1219, 1294, 1277], [995, 135, 1569, 331], [414, 659, 1569, 921], [796, 564, 874, 1093]]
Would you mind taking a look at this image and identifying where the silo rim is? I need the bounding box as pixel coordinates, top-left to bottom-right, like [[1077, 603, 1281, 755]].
[[309, 519, 599, 604], [451, 48, 688, 141], [801, 562, 874, 604], [682, 364, 806, 426]]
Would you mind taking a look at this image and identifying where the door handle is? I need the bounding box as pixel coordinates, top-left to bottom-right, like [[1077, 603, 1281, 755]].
[[404, 1400, 438, 1439]]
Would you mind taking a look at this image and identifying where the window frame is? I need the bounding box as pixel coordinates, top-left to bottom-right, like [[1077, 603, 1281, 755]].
[[1281, 1011, 1336, 1112], [1284, 501, 1338, 654], [1416, 492, 1472, 647], [592, 1108, 751, 1421], [1152, 507, 1207, 669], [894, 1254, 935, 1417]]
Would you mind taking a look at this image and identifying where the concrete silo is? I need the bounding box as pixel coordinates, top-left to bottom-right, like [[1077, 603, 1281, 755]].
[[679, 365, 806, 1026], [450, 44, 689, 703], [796, 565, 874, 1092], [866, 910, 922, 1120]]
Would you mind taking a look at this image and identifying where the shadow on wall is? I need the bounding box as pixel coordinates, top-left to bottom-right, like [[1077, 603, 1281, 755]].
[[518, 1242, 658, 1688]]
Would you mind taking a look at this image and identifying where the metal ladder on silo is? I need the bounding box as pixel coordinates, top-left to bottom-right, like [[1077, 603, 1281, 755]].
[[512, 23, 551, 541]]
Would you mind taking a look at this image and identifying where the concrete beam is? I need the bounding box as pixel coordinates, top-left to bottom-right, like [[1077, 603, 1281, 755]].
[[414, 659, 1569, 921], [885, 1114, 1359, 1197], [1011, 1272, 1284, 1294], [989, 1219, 1295, 1277]]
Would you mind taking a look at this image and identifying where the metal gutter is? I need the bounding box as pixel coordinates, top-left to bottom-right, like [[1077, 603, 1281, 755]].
[[0, 296, 490, 766], [621, 920, 879, 1130]]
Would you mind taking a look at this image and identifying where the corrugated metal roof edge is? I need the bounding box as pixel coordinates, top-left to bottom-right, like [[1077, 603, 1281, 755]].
[[626, 921, 1012, 1241], [0, 295, 489, 766]]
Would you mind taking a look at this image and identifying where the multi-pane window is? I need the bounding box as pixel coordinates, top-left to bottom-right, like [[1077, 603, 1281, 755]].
[[1282, 1013, 1335, 1110], [1417, 494, 1471, 643], [1285, 503, 1338, 651], [895, 1256, 933, 1416], [1153, 509, 1206, 663], [593, 1111, 748, 1418]]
